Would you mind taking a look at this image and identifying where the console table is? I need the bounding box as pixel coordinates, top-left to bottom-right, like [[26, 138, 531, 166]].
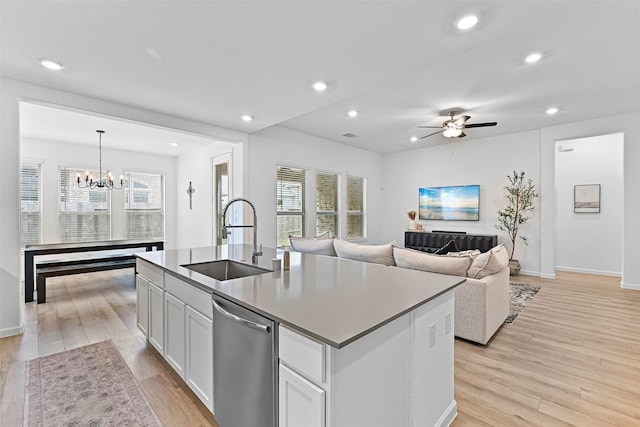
[[24, 239, 164, 303], [404, 231, 497, 253]]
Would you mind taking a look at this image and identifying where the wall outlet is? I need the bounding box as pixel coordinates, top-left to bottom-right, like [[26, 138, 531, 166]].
[[445, 312, 452, 335], [429, 323, 436, 348]]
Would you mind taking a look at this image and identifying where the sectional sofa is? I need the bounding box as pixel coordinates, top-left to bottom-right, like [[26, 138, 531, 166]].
[[289, 236, 510, 345]]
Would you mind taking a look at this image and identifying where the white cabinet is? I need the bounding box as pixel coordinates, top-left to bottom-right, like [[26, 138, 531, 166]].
[[136, 275, 149, 337], [185, 305, 214, 411], [279, 364, 325, 427], [148, 282, 165, 354], [164, 292, 186, 378]]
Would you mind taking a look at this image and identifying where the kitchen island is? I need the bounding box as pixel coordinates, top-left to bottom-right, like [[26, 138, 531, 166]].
[[135, 244, 464, 427]]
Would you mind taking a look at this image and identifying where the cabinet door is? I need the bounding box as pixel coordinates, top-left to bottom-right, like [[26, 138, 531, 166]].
[[185, 305, 213, 411], [279, 364, 325, 427], [148, 282, 165, 354], [164, 292, 186, 378], [136, 275, 150, 337]]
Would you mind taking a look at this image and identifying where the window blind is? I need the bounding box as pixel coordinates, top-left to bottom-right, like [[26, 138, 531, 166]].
[[58, 167, 111, 242], [276, 165, 306, 247], [346, 175, 366, 239], [124, 171, 164, 239], [316, 171, 338, 238], [20, 161, 42, 247]]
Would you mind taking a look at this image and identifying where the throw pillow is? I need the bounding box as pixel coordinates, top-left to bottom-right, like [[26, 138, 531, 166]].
[[434, 239, 460, 255], [393, 247, 472, 276], [447, 249, 481, 258], [333, 239, 395, 266], [467, 244, 509, 279], [290, 237, 337, 256]]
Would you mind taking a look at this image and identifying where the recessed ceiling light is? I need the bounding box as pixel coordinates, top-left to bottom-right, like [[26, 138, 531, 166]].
[[241, 114, 253, 122], [525, 52, 542, 64], [410, 136, 418, 143], [456, 15, 478, 30], [312, 81, 327, 92], [347, 110, 358, 118], [546, 107, 559, 115], [170, 142, 179, 147], [39, 58, 64, 71]]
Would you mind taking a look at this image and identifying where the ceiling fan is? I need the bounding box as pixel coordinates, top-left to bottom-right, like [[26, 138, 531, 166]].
[[418, 111, 497, 139]]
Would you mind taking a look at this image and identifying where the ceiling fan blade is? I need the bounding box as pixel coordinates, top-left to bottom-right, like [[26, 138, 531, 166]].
[[453, 115, 471, 126], [419, 130, 443, 139], [417, 125, 443, 129], [463, 122, 497, 128]]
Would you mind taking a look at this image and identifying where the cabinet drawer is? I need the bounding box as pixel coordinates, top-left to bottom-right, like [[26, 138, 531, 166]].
[[165, 273, 213, 319], [279, 326, 325, 384], [137, 259, 164, 287]]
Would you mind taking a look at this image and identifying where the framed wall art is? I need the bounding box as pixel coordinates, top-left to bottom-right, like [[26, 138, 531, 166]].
[[574, 184, 600, 213]]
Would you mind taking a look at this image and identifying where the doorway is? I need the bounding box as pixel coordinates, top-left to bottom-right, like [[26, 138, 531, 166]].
[[213, 152, 232, 245], [554, 133, 624, 276]]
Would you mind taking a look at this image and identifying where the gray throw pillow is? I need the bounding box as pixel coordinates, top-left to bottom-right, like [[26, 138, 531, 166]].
[[333, 239, 395, 266], [393, 247, 472, 276], [289, 237, 336, 256]]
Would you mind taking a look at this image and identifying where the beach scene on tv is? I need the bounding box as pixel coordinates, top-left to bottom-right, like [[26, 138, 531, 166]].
[[419, 185, 480, 221]]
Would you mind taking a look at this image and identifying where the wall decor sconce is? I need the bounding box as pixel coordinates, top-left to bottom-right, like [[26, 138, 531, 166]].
[[187, 181, 196, 210]]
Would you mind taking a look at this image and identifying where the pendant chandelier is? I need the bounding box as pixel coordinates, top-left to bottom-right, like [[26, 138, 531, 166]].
[[77, 130, 123, 190]]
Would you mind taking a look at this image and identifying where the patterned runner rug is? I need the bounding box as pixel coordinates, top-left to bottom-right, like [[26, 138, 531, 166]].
[[506, 282, 541, 324], [24, 340, 162, 427]]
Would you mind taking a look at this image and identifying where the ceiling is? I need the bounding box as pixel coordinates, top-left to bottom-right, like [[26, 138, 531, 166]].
[[2, 1, 640, 154]]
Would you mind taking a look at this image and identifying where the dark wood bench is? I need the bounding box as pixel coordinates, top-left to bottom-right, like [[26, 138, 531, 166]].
[[25, 239, 164, 303], [35, 254, 136, 304]]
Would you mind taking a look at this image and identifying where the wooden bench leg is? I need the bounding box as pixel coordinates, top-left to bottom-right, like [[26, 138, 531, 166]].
[[36, 274, 46, 304]]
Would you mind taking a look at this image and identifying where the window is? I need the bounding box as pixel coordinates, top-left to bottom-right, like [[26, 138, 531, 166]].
[[276, 165, 305, 247], [20, 161, 42, 247], [346, 175, 366, 239], [316, 171, 338, 238], [124, 171, 164, 239], [58, 167, 111, 242]]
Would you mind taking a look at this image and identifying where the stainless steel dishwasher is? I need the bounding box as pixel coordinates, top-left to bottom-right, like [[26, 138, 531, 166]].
[[212, 295, 277, 427]]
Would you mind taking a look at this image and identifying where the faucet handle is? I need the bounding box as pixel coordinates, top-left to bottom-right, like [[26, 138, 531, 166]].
[[254, 243, 263, 256]]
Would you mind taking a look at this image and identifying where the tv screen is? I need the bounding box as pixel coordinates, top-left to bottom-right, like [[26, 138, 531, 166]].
[[419, 185, 480, 221]]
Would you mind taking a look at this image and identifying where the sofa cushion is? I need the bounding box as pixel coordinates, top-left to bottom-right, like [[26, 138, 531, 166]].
[[467, 244, 509, 279], [290, 237, 337, 256], [434, 239, 460, 255], [333, 239, 395, 266], [392, 247, 472, 276]]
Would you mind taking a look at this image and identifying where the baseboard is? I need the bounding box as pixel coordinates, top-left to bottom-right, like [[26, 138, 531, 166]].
[[539, 272, 557, 279], [621, 282, 640, 291], [518, 269, 543, 278], [436, 400, 457, 427], [0, 323, 24, 338], [556, 266, 622, 277]]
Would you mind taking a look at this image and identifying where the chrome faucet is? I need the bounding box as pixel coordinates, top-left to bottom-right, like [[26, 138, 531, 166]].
[[222, 198, 263, 262]]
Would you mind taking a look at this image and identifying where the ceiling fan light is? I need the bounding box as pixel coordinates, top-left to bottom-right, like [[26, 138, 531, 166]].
[[443, 127, 463, 138]]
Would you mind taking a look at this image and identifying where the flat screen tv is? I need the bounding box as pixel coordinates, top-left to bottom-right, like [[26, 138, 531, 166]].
[[419, 185, 480, 221]]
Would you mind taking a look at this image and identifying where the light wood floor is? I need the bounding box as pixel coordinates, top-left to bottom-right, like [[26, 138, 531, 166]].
[[0, 269, 218, 427], [1, 270, 639, 426]]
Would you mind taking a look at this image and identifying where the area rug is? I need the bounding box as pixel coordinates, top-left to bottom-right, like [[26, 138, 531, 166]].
[[506, 282, 541, 324], [24, 340, 162, 427]]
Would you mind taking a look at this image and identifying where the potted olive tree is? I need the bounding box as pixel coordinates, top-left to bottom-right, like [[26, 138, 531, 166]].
[[495, 170, 538, 275]]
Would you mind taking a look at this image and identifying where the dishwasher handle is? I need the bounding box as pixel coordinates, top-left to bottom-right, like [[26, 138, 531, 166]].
[[212, 298, 270, 333]]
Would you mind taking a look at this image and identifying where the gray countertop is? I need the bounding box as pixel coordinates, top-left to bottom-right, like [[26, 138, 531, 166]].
[[137, 244, 465, 348]]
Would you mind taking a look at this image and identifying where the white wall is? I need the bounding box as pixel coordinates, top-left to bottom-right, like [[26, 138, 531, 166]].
[[381, 130, 542, 275], [246, 126, 385, 248], [540, 111, 640, 288], [21, 137, 178, 247], [0, 77, 246, 337], [554, 133, 623, 276], [175, 141, 244, 249]]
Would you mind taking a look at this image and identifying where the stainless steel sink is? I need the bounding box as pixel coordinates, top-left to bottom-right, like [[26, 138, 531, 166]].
[[181, 260, 271, 281]]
